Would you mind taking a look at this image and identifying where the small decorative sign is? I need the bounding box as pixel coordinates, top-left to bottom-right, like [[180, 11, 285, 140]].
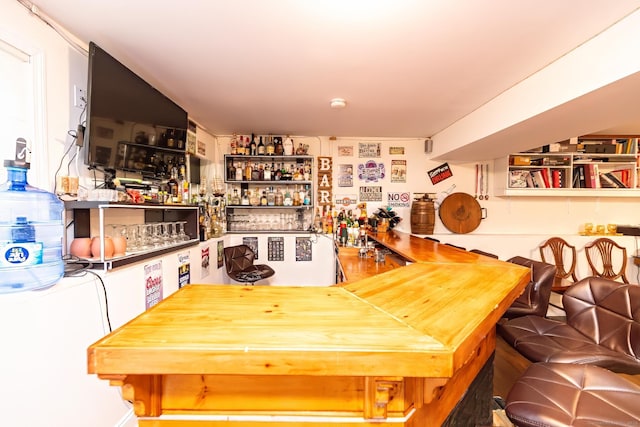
[[389, 146, 405, 155], [358, 142, 381, 158], [268, 237, 285, 262], [358, 160, 385, 182], [337, 146, 354, 156], [201, 246, 210, 279], [317, 156, 333, 208], [178, 252, 190, 289], [428, 162, 453, 185], [144, 260, 163, 310], [217, 241, 223, 268], [390, 159, 406, 183], [296, 237, 312, 261], [335, 194, 358, 207], [387, 192, 411, 208], [338, 164, 353, 187], [243, 237, 259, 260], [359, 186, 383, 201]]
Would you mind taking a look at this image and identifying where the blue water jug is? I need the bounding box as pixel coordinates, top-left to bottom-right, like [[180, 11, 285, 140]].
[[0, 160, 64, 293]]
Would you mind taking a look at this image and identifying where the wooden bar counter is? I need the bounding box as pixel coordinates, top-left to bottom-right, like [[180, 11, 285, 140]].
[[88, 230, 529, 426]]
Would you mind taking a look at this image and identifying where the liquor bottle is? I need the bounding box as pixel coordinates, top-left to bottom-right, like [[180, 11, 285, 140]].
[[267, 186, 275, 206], [231, 188, 240, 205], [292, 186, 301, 206], [237, 136, 245, 155], [235, 161, 244, 180], [283, 186, 293, 206], [303, 184, 311, 206], [274, 136, 284, 156], [249, 189, 260, 206], [251, 163, 261, 181], [181, 178, 190, 205], [324, 207, 333, 234], [168, 166, 180, 203], [266, 136, 275, 155], [283, 137, 294, 156], [257, 136, 265, 155], [244, 161, 253, 181], [240, 189, 250, 205], [275, 187, 284, 206], [230, 133, 238, 155], [313, 208, 322, 232], [249, 134, 257, 156], [263, 163, 271, 181], [274, 163, 283, 181], [227, 159, 236, 181], [260, 190, 268, 206]]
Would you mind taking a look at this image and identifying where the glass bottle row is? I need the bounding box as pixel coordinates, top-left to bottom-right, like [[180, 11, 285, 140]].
[[227, 159, 312, 182], [227, 185, 312, 207]]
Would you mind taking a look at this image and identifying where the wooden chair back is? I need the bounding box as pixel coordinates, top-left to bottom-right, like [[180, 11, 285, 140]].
[[584, 238, 629, 284], [539, 237, 578, 292]]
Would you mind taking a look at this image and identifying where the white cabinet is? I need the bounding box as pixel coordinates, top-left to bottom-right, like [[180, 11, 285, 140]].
[[495, 137, 640, 197]]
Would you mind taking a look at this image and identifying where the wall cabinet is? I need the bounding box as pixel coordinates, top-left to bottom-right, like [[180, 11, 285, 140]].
[[495, 137, 640, 197], [224, 155, 315, 233]]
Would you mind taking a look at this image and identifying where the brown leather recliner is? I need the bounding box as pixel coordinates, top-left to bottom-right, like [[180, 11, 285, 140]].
[[498, 276, 640, 374], [502, 256, 556, 319], [223, 244, 275, 285]]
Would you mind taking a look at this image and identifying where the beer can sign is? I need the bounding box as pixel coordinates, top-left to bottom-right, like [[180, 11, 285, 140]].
[[388, 192, 411, 208]]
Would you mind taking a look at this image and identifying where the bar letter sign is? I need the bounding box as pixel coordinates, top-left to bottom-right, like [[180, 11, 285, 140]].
[[317, 156, 333, 209]]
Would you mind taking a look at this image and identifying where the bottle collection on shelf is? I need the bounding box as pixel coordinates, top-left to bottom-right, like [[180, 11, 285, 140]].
[[227, 158, 312, 182], [227, 185, 312, 207], [314, 204, 372, 248], [192, 177, 227, 241], [229, 134, 309, 157]]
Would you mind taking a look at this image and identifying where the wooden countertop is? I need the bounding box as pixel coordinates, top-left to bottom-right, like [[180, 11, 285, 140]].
[[88, 262, 528, 380], [335, 246, 405, 283], [367, 230, 505, 264]]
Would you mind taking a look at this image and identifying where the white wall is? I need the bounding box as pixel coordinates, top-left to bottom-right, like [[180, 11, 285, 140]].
[[0, 239, 227, 427]]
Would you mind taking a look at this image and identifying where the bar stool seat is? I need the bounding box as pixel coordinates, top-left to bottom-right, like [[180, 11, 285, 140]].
[[505, 362, 640, 427]]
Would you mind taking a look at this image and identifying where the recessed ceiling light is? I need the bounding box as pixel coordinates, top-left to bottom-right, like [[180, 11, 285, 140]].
[[330, 98, 347, 109]]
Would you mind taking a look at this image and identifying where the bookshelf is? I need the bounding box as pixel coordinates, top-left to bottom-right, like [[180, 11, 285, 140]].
[[495, 136, 640, 197]]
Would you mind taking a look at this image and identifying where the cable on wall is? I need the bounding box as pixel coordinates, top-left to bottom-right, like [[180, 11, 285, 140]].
[[16, 0, 88, 56]]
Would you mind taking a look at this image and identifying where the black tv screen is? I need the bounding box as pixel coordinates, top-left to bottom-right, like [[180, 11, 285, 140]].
[[84, 41, 189, 176]]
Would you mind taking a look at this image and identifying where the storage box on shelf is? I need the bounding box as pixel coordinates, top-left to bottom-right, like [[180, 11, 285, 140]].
[[495, 136, 640, 197], [64, 201, 199, 270], [224, 155, 314, 233]]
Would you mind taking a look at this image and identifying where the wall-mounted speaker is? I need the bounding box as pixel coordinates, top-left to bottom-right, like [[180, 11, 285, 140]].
[[424, 138, 433, 154]]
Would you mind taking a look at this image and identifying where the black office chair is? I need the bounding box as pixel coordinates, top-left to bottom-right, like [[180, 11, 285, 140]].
[[223, 244, 275, 285]]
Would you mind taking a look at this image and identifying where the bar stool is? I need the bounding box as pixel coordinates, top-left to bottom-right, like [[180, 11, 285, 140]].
[[505, 362, 640, 427]]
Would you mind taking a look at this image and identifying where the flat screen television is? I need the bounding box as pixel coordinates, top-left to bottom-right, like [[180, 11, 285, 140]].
[[84, 41, 191, 180]]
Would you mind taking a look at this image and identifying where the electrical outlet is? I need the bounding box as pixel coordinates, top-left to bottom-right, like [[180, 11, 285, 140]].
[[74, 85, 86, 109]]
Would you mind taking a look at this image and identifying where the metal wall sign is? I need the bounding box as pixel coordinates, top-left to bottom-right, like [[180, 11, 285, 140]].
[[358, 160, 385, 182], [428, 162, 453, 185], [359, 186, 383, 201]]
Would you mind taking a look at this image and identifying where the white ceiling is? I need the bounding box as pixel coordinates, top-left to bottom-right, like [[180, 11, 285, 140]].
[[26, 0, 640, 158]]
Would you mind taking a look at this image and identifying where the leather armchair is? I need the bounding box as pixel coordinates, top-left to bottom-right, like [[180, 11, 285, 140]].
[[223, 244, 275, 285], [503, 256, 556, 319]]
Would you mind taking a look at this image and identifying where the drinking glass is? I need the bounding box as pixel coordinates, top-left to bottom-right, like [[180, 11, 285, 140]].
[[176, 221, 190, 241], [126, 224, 140, 252]]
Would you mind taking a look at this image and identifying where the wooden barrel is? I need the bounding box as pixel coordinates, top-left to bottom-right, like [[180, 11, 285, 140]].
[[410, 199, 435, 235]]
